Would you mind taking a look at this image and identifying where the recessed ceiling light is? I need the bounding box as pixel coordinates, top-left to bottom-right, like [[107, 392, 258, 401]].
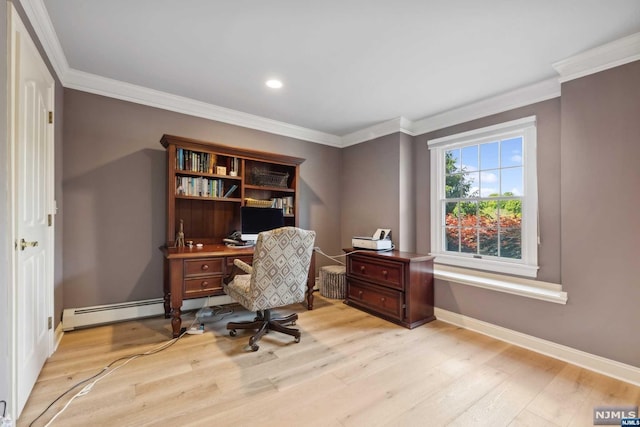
[[265, 79, 283, 89]]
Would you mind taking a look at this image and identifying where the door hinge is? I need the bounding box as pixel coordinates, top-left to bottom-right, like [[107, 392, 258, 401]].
[[48, 316, 53, 330], [48, 214, 53, 227], [48, 111, 53, 124]]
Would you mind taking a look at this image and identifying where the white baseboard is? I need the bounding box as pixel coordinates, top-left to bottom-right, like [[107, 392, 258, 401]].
[[54, 321, 64, 351], [435, 307, 640, 387], [62, 295, 233, 331]]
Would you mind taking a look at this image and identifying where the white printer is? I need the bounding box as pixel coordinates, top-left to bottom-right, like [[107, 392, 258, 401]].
[[352, 228, 393, 251]]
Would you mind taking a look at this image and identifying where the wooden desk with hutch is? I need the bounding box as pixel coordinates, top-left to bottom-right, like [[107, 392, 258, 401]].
[[159, 135, 315, 337]]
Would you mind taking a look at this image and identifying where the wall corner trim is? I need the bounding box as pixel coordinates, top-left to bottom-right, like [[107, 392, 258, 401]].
[[435, 308, 640, 387], [552, 32, 640, 83]]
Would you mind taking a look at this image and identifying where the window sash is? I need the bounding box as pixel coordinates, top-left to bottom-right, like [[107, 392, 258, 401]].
[[429, 116, 538, 277]]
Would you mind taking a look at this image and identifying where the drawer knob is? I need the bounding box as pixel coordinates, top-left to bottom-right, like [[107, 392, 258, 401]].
[[382, 270, 388, 277], [201, 264, 209, 271], [380, 297, 385, 302], [358, 290, 363, 298], [201, 281, 208, 287], [360, 266, 366, 273]]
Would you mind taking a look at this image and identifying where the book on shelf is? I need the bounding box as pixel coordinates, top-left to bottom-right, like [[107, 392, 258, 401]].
[[176, 176, 226, 198], [176, 148, 219, 174], [223, 184, 238, 198]]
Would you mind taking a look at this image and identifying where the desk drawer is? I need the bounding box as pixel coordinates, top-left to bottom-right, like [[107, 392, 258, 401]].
[[184, 276, 224, 296], [347, 279, 403, 320], [184, 258, 224, 277], [348, 256, 404, 290]]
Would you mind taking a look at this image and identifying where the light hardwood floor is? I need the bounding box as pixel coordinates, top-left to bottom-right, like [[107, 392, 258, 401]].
[[19, 296, 639, 426]]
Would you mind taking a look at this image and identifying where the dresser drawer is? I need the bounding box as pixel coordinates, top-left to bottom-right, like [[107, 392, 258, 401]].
[[348, 255, 404, 290], [184, 276, 224, 296], [347, 279, 403, 320], [184, 258, 224, 277]]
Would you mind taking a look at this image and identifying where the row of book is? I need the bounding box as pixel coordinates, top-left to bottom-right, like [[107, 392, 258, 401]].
[[176, 176, 238, 199], [176, 148, 240, 175]]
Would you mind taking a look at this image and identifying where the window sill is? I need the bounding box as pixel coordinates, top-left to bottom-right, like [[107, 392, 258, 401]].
[[430, 253, 539, 277], [433, 264, 568, 304]]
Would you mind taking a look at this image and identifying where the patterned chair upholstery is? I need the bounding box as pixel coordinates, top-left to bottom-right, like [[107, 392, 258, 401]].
[[223, 227, 316, 351]]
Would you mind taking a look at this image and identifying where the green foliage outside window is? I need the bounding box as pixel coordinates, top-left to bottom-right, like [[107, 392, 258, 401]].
[[444, 152, 522, 259]]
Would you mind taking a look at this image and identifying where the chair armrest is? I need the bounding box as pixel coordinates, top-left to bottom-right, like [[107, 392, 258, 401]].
[[223, 258, 253, 285], [234, 258, 253, 274]]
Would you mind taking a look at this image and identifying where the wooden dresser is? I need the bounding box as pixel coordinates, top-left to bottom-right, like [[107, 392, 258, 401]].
[[345, 249, 435, 329]]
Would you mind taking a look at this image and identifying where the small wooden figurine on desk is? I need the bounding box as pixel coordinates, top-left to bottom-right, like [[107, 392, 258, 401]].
[[175, 219, 185, 248]]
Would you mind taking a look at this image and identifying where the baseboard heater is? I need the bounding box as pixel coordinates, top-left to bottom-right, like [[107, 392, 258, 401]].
[[62, 294, 233, 331]]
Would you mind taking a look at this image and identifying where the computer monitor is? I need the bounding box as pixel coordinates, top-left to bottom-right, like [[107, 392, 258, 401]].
[[240, 206, 285, 242]]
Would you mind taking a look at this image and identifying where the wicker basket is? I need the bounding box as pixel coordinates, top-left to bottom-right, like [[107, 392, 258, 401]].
[[251, 170, 289, 188], [245, 198, 275, 208], [319, 265, 346, 299]]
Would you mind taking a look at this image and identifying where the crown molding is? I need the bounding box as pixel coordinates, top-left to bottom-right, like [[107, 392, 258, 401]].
[[340, 117, 416, 147], [552, 32, 640, 83], [19, 0, 70, 82], [65, 69, 342, 147], [410, 77, 560, 136], [20, 0, 633, 147]]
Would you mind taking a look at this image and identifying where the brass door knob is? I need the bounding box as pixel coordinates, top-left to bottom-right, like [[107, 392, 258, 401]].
[[20, 238, 39, 251]]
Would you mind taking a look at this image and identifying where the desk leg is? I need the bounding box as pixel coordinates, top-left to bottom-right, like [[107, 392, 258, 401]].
[[169, 257, 184, 337], [163, 258, 171, 318], [171, 307, 182, 338], [306, 251, 316, 310]]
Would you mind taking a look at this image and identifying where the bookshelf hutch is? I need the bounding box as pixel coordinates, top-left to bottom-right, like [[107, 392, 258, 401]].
[[159, 134, 314, 337]]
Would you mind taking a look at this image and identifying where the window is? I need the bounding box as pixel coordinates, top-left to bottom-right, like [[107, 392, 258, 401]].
[[429, 116, 538, 277]]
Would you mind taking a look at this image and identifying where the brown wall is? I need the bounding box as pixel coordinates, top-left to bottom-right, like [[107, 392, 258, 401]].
[[341, 133, 403, 249], [62, 89, 342, 308], [559, 60, 640, 365]]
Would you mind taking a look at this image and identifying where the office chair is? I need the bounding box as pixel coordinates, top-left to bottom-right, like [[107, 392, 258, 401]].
[[223, 227, 316, 351]]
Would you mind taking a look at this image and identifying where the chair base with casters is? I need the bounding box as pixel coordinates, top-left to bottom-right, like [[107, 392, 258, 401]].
[[226, 309, 300, 352]]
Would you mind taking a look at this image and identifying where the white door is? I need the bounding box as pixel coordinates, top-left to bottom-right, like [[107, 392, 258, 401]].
[[9, 4, 55, 418]]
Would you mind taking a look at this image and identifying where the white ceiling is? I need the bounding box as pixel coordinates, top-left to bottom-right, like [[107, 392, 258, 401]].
[[32, 0, 640, 142]]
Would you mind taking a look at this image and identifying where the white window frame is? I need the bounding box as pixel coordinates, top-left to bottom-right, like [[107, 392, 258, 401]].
[[428, 116, 539, 278]]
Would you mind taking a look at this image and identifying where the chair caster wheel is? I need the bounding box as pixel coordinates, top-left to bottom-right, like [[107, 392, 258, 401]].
[[229, 329, 237, 337], [294, 336, 301, 343], [244, 344, 259, 352], [290, 321, 296, 326]]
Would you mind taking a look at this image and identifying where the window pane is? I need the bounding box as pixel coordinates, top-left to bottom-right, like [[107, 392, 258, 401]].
[[445, 202, 459, 226], [445, 227, 460, 251], [458, 201, 478, 226], [446, 149, 461, 173], [461, 145, 478, 171], [478, 200, 497, 228], [501, 137, 523, 167], [460, 227, 477, 253], [501, 167, 523, 196], [461, 172, 479, 198], [498, 201, 521, 228], [479, 227, 498, 256], [480, 169, 500, 197], [500, 227, 521, 259], [480, 142, 499, 170], [445, 173, 466, 198]]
